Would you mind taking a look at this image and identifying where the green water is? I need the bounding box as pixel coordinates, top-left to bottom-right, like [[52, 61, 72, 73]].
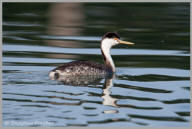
[[2, 3, 190, 127]]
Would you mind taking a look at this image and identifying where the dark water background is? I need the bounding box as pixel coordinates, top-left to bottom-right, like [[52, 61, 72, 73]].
[[2, 3, 190, 127]]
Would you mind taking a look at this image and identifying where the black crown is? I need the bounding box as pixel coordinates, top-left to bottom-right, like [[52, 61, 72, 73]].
[[102, 32, 120, 39]]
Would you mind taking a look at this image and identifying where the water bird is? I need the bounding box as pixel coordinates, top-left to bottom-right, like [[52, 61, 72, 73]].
[[49, 32, 134, 79]]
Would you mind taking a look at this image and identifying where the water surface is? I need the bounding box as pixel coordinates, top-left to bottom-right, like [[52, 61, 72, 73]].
[[2, 3, 190, 127]]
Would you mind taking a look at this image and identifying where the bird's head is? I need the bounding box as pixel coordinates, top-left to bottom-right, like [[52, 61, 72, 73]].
[[101, 32, 134, 49]]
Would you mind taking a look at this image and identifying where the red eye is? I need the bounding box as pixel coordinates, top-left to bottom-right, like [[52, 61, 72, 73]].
[[114, 38, 119, 41]]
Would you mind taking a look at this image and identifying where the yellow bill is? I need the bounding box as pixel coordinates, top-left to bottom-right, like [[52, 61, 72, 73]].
[[119, 40, 134, 45]]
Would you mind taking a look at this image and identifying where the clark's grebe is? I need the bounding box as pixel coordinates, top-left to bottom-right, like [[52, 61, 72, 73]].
[[49, 32, 134, 79]]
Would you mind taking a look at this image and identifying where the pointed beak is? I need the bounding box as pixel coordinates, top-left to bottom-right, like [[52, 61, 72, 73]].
[[118, 40, 134, 45]]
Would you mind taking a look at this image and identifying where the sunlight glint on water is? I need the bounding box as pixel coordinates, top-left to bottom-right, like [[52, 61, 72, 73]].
[[2, 3, 190, 127]]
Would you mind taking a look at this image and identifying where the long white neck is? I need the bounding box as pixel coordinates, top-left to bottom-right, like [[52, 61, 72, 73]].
[[101, 39, 116, 73]]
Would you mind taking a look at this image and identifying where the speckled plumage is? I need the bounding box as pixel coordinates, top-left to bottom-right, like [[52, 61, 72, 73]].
[[49, 60, 110, 79], [54, 74, 105, 86]]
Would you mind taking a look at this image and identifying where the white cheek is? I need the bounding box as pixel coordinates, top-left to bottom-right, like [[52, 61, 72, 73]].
[[110, 39, 118, 46], [115, 40, 119, 45]]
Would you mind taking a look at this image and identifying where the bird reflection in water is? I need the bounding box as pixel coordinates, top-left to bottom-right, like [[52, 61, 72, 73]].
[[102, 74, 119, 114], [50, 73, 118, 114]]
